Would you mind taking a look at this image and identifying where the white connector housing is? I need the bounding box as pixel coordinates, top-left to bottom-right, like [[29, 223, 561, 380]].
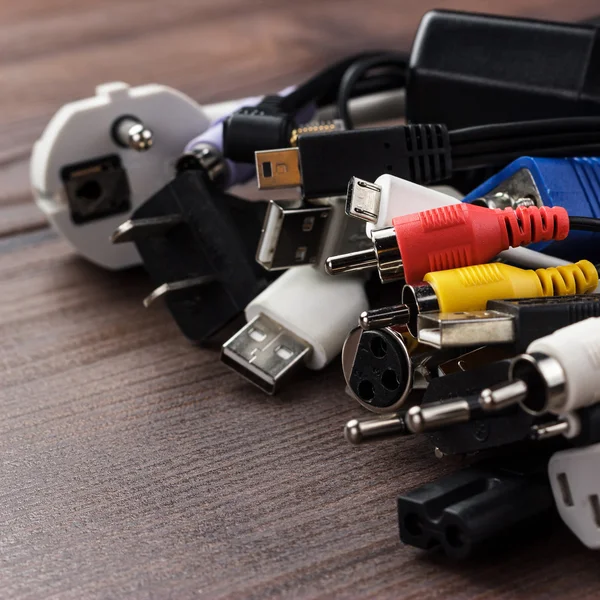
[[245, 266, 368, 370], [364, 174, 458, 237], [549, 443, 600, 549], [31, 82, 211, 270], [528, 317, 600, 414]]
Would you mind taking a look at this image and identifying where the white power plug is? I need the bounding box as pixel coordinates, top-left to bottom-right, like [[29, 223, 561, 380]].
[[31, 81, 213, 270], [549, 443, 600, 549]]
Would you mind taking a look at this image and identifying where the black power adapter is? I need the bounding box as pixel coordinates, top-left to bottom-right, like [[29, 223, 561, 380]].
[[407, 10, 600, 130], [397, 452, 556, 559]]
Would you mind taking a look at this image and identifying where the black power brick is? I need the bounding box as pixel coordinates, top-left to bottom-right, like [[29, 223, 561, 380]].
[[407, 10, 600, 130]]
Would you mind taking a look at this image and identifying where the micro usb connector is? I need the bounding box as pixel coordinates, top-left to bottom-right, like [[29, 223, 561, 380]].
[[345, 174, 459, 234], [221, 314, 311, 394], [345, 177, 382, 223]]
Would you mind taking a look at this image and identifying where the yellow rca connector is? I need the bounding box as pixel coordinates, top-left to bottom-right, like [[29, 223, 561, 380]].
[[401, 260, 598, 335]]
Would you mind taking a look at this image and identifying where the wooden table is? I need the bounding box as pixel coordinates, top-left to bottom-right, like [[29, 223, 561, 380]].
[[2, 1, 600, 597]]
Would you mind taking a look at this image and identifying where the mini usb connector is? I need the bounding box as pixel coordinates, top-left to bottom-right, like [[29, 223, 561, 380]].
[[255, 125, 452, 199], [256, 148, 302, 189], [221, 314, 311, 394]]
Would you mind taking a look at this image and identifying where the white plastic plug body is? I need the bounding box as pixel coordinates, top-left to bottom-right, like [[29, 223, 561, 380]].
[[31, 82, 214, 270], [549, 443, 600, 549], [527, 317, 600, 415], [364, 174, 458, 237], [245, 265, 368, 370]]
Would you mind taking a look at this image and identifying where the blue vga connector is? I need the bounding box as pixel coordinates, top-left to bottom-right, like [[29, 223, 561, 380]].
[[463, 157, 600, 261]]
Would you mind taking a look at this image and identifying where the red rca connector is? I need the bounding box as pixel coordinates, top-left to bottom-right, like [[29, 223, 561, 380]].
[[326, 203, 569, 283]]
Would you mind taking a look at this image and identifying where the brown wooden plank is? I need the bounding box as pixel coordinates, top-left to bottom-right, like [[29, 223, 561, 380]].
[[1, 0, 599, 237], [3, 1, 600, 597], [0, 230, 599, 599]]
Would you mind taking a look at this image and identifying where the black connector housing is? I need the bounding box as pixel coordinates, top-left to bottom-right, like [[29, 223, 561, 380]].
[[397, 455, 555, 559], [348, 328, 411, 411], [566, 404, 600, 447], [61, 154, 131, 224], [407, 10, 600, 130], [297, 124, 451, 198], [223, 96, 295, 163], [424, 360, 536, 456], [129, 171, 270, 342], [487, 295, 600, 353]]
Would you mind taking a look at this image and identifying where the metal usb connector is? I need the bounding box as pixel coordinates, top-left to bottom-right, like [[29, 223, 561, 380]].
[[221, 314, 311, 395], [417, 311, 516, 349], [345, 177, 382, 223], [255, 148, 302, 190], [256, 201, 331, 270], [418, 295, 600, 350], [256, 196, 372, 271]]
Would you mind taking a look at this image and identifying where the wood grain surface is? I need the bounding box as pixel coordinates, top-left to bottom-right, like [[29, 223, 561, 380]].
[[1, 1, 600, 598]]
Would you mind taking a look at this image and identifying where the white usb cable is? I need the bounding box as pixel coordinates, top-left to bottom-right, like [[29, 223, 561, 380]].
[[221, 265, 368, 394]]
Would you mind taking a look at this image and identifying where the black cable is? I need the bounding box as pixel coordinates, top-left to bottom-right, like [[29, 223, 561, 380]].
[[316, 72, 403, 107], [278, 51, 389, 114], [450, 117, 600, 146], [452, 132, 600, 158], [581, 14, 600, 25], [223, 51, 400, 162], [452, 144, 600, 171], [449, 117, 600, 171], [336, 52, 408, 129], [569, 216, 600, 233]]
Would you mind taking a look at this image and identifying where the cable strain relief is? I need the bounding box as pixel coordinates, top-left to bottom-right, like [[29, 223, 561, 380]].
[[404, 124, 452, 185], [498, 206, 569, 247], [223, 107, 295, 163], [535, 260, 599, 297]]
